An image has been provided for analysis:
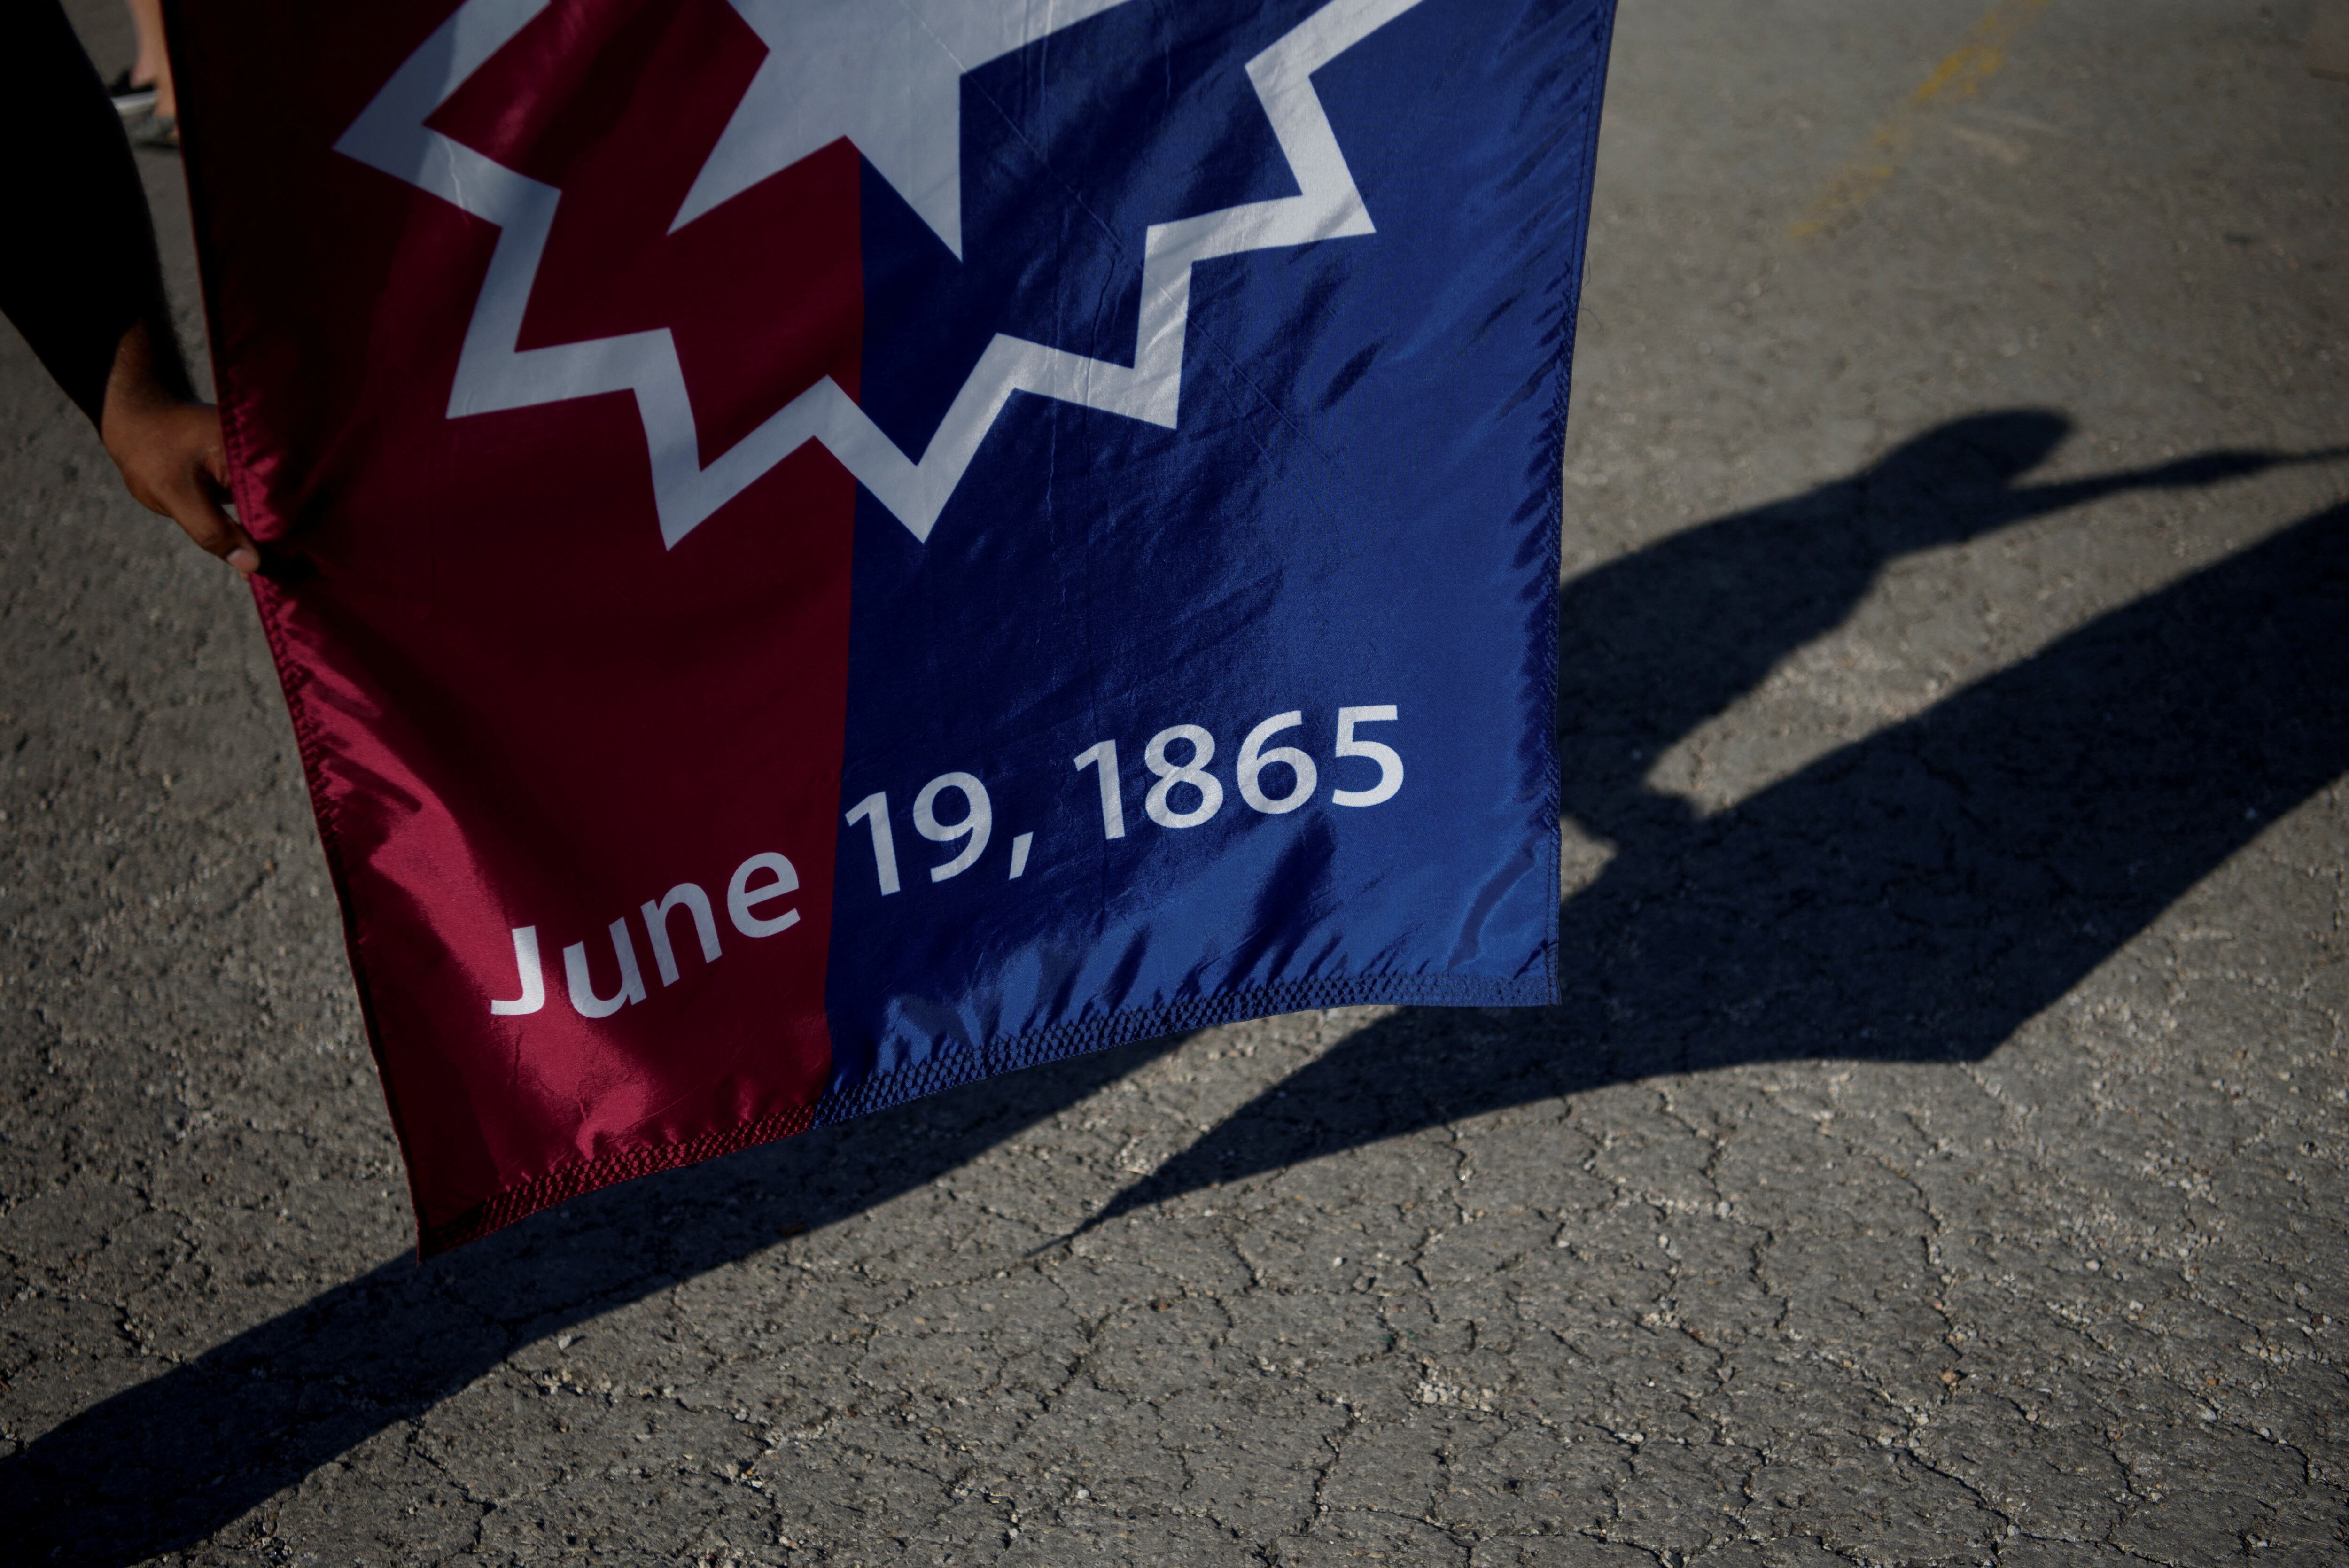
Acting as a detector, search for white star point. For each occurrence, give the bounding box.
[671,0,1138,256]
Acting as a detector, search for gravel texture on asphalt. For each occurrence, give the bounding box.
[4,1,2347,1564]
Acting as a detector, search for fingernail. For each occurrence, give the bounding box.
[229,546,261,574]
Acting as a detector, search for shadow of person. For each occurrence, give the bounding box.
[1559,410,2286,850]
[1084,412,2348,1226]
[6,412,2342,1562]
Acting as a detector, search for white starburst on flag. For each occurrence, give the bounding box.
[336,0,1425,547]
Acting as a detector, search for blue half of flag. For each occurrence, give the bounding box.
[820,0,1616,1112]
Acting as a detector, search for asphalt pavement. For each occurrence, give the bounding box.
[5,1,2348,1564]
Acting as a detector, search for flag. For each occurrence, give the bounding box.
[175,0,1617,1251]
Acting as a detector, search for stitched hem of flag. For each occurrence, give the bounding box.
[812,970,1556,1126]
[246,581,447,1250]
[418,1099,819,1257]
[412,970,1548,1255]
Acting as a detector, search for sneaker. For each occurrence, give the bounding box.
[128,109,179,151]
[106,69,159,117]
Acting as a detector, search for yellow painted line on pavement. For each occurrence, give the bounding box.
[1789,0,2053,241]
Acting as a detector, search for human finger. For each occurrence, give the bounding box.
[112,400,261,574]
[157,466,260,574]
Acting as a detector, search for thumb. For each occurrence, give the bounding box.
[160,467,262,576]
[130,402,262,576]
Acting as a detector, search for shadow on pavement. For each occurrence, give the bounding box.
[3,1028,1192,1561]
[1090,414,2349,1224]
[8,411,2346,1560]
